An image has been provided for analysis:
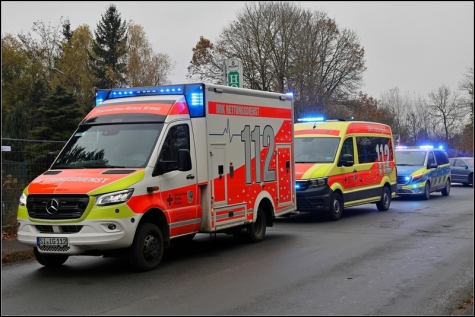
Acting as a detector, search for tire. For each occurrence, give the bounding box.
[376,186,391,211]
[127,223,164,272]
[171,233,196,244]
[422,182,431,200]
[328,192,343,221]
[247,207,266,243]
[468,173,473,186]
[33,247,69,267]
[441,179,450,196]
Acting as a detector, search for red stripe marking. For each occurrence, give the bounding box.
[208,102,291,119]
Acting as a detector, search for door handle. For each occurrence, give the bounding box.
[186,174,195,180]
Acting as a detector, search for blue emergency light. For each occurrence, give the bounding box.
[297,117,325,122]
[95,84,205,117]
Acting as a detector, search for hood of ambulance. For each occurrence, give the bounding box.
[296,163,332,180]
[26,169,145,195]
[396,166,426,177]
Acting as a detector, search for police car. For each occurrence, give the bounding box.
[395,145,451,200]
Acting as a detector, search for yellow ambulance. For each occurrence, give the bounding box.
[294,117,397,220]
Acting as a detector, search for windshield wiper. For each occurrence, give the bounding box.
[396,164,413,166]
[51,165,85,169]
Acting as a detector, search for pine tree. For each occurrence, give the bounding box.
[89,4,128,89]
[26,85,84,180]
[29,85,83,141]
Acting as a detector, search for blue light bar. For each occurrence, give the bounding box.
[94,84,206,118]
[184,84,205,117]
[396,146,408,149]
[95,84,185,106]
[297,117,325,122]
[438,145,444,149]
[419,145,433,149]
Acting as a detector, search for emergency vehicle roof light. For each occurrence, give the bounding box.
[438,145,444,149]
[184,84,205,117]
[396,146,408,149]
[95,84,185,106]
[297,117,325,122]
[419,145,433,149]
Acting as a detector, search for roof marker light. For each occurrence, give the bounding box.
[419,145,434,149]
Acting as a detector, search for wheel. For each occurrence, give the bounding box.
[127,223,164,272]
[376,186,391,211]
[247,207,266,242]
[422,182,431,200]
[171,233,196,244]
[441,179,450,196]
[33,247,69,267]
[466,173,473,186]
[328,192,343,221]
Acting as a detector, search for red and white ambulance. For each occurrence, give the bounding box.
[17,83,295,271]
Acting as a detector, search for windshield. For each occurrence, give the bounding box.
[294,137,340,163]
[52,123,163,169]
[466,159,474,167]
[395,151,427,166]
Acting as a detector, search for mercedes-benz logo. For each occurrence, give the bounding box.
[46,199,60,214]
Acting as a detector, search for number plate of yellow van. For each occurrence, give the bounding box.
[37,237,68,247]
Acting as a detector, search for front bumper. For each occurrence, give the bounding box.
[396,181,427,195]
[296,185,332,212]
[17,217,140,255]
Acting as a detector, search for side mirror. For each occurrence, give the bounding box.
[178,149,192,171]
[428,162,438,169]
[339,153,354,167]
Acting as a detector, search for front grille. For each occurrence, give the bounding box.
[295,180,309,191]
[27,195,89,219]
[37,245,70,252]
[35,225,83,233]
[397,176,409,185]
[36,225,54,233]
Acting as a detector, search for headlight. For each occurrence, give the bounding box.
[95,189,134,206]
[411,173,424,182]
[308,177,328,188]
[19,193,26,206]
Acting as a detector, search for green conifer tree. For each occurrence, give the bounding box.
[89,4,128,89]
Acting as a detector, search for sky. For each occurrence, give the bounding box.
[1,1,474,99]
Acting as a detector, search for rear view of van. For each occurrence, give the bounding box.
[294,117,397,220]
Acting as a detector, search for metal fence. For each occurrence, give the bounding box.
[1,138,66,229]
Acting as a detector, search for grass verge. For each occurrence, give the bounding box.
[2,248,35,264]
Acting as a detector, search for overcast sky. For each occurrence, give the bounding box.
[2,1,474,99]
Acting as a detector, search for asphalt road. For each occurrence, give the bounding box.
[1,184,473,315]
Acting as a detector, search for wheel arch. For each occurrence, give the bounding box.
[253,191,274,227]
[139,208,170,247]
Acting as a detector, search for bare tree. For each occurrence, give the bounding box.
[126,21,175,86]
[459,64,474,125]
[186,36,225,84]
[428,84,465,143]
[186,1,366,119]
[379,88,411,141]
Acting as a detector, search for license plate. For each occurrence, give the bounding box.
[37,237,68,247]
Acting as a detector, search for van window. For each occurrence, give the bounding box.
[434,150,449,165]
[159,124,190,171]
[427,151,436,166]
[294,137,340,163]
[340,137,354,159]
[356,137,393,164]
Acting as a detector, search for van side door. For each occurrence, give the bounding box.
[156,122,200,236]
